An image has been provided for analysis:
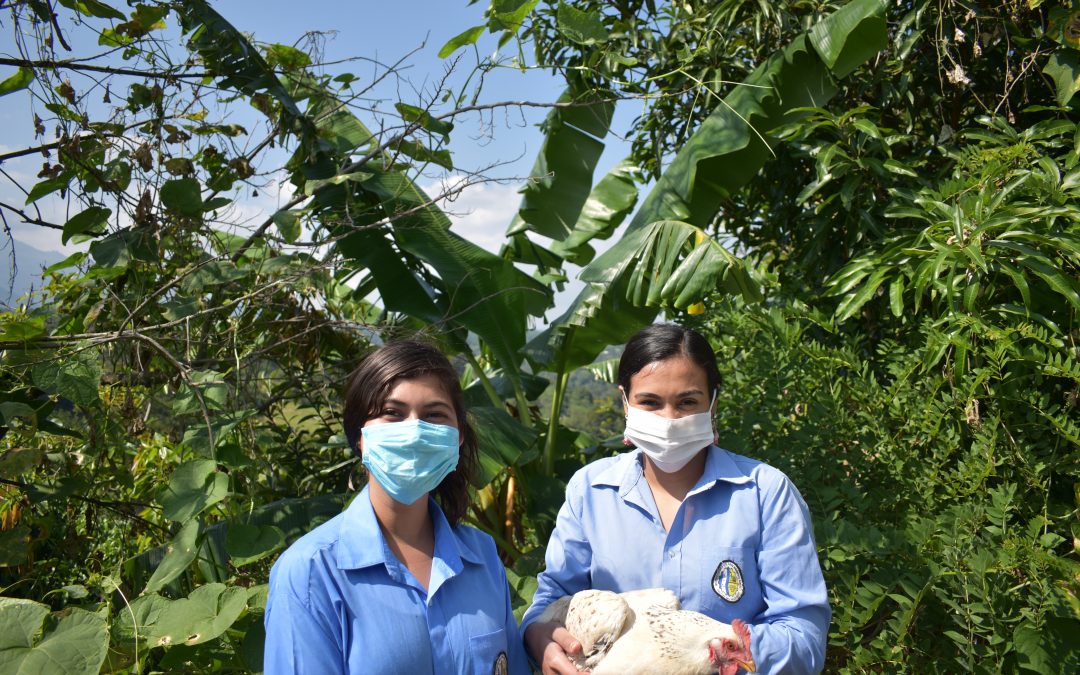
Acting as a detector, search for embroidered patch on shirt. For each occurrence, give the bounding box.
[493,651,508,675]
[712,560,744,602]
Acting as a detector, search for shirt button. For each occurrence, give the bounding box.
[668,549,677,559]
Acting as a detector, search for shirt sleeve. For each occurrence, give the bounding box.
[264,555,345,675]
[519,471,593,632]
[749,470,831,674]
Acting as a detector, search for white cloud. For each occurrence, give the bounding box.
[420,175,522,253]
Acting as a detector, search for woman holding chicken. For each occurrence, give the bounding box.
[522,324,829,674]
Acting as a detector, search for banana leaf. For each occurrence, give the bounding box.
[530,0,888,372]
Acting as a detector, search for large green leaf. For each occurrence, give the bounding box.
[528,0,886,371]
[438,25,485,58]
[525,282,656,372]
[140,584,249,648]
[160,178,203,216]
[225,523,285,567]
[158,460,229,522]
[271,209,301,244]
[0,67,33,97]
[111,593,171,649]
[506,81,615,252]
[551,159,639,260]
[1043,50,1080,107]
[143,519,201,593]
[0,598,108,675]
[0,447,43,479]
[470,405,539,487]
[61,207,111,244]
[626,0,886,234]
[808,0,887,78]
[30,345,102,406]
[577,220,753,306]
[508,156,640,268]
[55,0,125,20]
[336,229,444,323]
[25,175,71,205]
[488,0,540,34]
[556,2,610,46]
[358,169,552,374]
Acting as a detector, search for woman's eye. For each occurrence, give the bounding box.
[680,399,700,408]
[380,409,402,418]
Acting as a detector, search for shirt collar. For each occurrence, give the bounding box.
[591,446,752,498]
[334,485,485,571]
[689,444,753,495]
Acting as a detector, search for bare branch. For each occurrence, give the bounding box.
[0,200,63,230]
[0,56,213,79]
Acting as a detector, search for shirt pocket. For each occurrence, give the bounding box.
[697,545,762,621]
[467,628,511,675]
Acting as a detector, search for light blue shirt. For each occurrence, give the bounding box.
[521,446,830,674]
[265,485,529,675]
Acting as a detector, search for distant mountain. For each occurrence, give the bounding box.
[1,240,64,306]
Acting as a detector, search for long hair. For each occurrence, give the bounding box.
[342,340,477,525]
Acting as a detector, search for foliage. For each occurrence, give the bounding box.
[692,292,1079,673]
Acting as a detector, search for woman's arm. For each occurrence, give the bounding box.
[520,472,593,674]
[263,557,344,675]
[748,470,831,674]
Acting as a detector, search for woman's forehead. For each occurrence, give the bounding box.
[384,373,454,400]
[630,356,708,391]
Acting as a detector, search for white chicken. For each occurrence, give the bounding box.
[536,588,756,675]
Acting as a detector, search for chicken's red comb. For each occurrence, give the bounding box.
[731,618,751,646]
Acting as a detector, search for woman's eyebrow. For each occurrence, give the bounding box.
[381,398,453,410]
[632,388,705,399]
[676,389,706,397]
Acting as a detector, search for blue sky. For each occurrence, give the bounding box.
[0,1,634,309]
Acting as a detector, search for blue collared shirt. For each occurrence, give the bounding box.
[265,485,529,675]
[521,446,830,674]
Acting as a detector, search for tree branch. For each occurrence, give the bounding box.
[0,201,63,230]
[0,477,167,533]
[0,56,212,80]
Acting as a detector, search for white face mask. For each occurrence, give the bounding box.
[622,392,716,473]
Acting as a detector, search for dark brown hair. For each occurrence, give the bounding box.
[343,340,477,525]
[617,323,720,396]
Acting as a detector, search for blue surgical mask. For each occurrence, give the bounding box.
[360,419,460,505]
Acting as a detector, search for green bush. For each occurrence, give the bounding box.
[694,295,1079,673]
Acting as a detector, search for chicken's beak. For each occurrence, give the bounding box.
[738,658,757,673]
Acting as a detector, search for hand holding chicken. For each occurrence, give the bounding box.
[537,588,756,675]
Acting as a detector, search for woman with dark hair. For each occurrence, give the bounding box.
[265,340,529,674]
[521,324,829,674]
